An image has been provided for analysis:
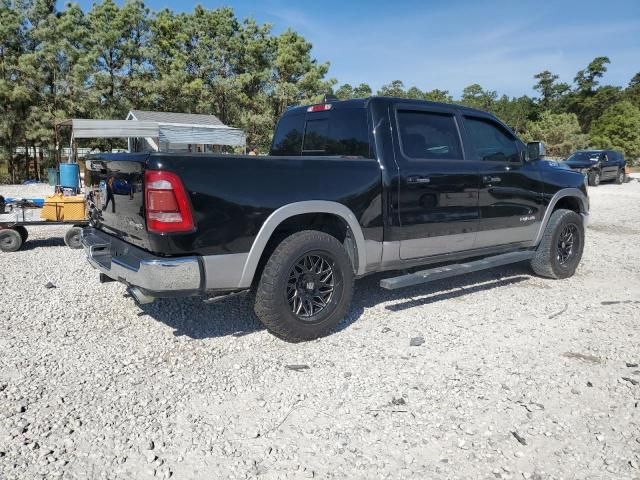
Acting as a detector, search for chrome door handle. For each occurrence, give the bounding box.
[483,175,502,184]
[407,176,431,184]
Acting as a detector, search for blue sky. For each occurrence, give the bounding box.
[78,0,640,98]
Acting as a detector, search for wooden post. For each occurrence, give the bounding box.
[7,140,14,183]
[24,139,29,179]
[54,123,60,165]
[31,146,37,181]
[37,146,43,181]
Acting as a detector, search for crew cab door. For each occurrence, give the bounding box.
[392,106,480,260]
[600,151,618,180]
[459,115,544,248]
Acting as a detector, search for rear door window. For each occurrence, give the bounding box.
[271,113,305,156]
[302,119,330,152]
[271,108,370,158]
[397,110,463,160]
[302,108,370,158]
[463,116,520,163]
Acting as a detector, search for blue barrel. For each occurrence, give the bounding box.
[47,168,59,186]
[59,163,80,189]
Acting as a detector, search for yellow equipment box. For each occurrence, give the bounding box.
[41,194,86,221]
[63,195,87,221]
[41,194,64,221]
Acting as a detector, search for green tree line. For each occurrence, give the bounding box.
[0,0,335,181]
[1,1,639,182]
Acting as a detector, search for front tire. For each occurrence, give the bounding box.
[531,209,584,279]
[588,171,601,187]
[254,230,354,342]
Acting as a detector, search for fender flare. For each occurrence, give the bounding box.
[531,188,589,246]
[237,201,367,288]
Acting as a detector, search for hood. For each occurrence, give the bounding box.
[563,159,597,169]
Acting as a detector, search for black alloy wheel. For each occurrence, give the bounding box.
[253,230,354,342]
[556,223,579,265]
[286,253,336,319]
[530,209,584,279]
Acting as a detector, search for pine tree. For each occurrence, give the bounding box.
[0,0,28,181]
[590,101,640,161]
[273,29,333,115]
[88,0,131,119]
[460,84,497,111]
[524,111,588,158]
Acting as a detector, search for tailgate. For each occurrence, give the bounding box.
[85,153,152,250]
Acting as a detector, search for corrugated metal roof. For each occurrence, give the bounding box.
[130,110,225,127]
[70,119,159,138]
[159,125,246,147]
[60,114,246,148]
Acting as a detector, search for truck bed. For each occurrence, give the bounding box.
[84,152,383,257]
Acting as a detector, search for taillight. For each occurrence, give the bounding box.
[307,104,332,112]
[144,170,194,233]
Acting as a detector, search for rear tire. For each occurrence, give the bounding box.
[588,171,601,187]
[531,209,584,279]
[0,229,23,252]
[64,227,83,249]
[615,168,625,185]
[253,230,354,342]
[14,226,28,243]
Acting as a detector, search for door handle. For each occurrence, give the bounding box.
[407,175,431,185]
[483,175,502,184]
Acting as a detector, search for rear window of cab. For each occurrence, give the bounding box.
[270,108,371,158]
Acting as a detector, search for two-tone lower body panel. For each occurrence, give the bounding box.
[81,228,247,298]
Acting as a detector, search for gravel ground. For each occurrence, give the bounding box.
[1,181,639,480]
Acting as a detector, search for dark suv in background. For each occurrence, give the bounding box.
[564,150,626,186]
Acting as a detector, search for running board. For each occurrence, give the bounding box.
[380,251,535,290]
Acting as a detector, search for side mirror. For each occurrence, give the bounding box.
[526,141,545,161]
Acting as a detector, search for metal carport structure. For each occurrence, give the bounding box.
[57,112,246,161]
[127,110,246,152]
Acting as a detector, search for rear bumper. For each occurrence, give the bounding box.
[81,227,203,296]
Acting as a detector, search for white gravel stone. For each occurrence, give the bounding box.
[1,182,640,479]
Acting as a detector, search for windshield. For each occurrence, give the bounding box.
[566,152,601,162]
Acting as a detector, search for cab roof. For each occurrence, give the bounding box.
[282,96,496,118]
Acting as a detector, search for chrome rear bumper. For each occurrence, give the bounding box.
[81,227,202,295]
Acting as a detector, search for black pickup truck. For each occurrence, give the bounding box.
[82,97,589,341]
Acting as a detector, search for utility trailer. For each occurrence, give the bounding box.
[0,197,88,252]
